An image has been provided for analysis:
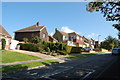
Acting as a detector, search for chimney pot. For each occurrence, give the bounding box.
[36,22,40,26]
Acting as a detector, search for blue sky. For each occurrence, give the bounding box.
[2,2,118,41]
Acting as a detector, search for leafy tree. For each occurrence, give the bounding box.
[86,1,120,31]
[32,36,41,44]
[101,36,120,50]
[23,38,28,43]
[1,38,6,50]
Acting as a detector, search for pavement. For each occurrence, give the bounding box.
[2,53,118,80]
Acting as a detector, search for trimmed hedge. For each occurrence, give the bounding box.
[66,46,82,53]
[19,43,44,52]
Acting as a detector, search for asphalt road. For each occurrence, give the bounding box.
[2,54,120,80]
[95,55,120,80]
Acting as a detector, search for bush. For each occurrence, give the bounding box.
[32,36,41,44]
[45,47,50,52]
[23,38,28,43]
[71,47,82,53]
[1,38,6,50]
[93,48,101,52]
[65,46,72,53]
[20,43,44,52]
[58,50,69,55]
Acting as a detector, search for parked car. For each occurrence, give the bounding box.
[112,48,120,55]
[83,47,93,52]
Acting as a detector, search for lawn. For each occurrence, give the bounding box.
[1,50,41,63]
[66,54,96,59]
[2,60,59,72]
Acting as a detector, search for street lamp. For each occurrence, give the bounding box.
[98,35,101,44]
[98,35,101,49]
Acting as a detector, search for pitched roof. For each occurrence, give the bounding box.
[15,24,45,32]
[68,32,82,37]
[56,29,68,36]
[0,25,12,37]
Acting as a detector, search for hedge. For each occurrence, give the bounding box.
[66,46,82,53]
[19,42,82,55]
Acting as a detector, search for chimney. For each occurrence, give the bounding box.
[55,28,58,31]
[36,22,40,26]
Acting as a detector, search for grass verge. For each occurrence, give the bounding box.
[66,54,96,59]
[1,50,41,63]
[2,60,59,73]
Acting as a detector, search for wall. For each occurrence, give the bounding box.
[15,31,40,41]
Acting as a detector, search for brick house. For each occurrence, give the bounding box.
[0,25,12,50]
[68,32,84,47]
[48,35,58,43]
[14,22,49,42]
[53,28,68,42]
[53,28,84,47]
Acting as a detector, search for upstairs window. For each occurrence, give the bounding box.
[42,33,46,38]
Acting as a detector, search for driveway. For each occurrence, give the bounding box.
[2,53,118,80]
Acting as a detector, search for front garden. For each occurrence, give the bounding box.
[19,36,83,56]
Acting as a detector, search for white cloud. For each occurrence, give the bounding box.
[61,26,74,33]
[50,32,54,36]
[87,33,99,38]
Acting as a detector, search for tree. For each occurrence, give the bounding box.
[32,36,41,44]
[101,36,120,50]
[1,38,6,50]
[23,38,28,43]
[86,1,120,31]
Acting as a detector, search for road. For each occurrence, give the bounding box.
[2,54,120,80]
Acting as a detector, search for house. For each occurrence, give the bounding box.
[68,32,84,47]
[14,22,49,42]
[53,28,84,47]
[0,25,12,50]
[48,35,58,43]
[53,28,68,42]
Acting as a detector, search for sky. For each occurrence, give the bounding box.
[2,2,119,41]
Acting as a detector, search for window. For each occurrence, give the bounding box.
[32,33,34,37]
[42,33,46,38]
[73,36,76,39]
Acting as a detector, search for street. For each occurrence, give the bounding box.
[2,54,120,80]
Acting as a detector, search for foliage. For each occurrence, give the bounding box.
[93,48,101,52]
[71,47,82,53]
[45,47,50,52]
[23,38,28,43]
[1,38,6,50]
[32,36,41,44]
[100,36,120,50]
[57,50,69,55]
[2,50,41,63]
[86,1,120,30]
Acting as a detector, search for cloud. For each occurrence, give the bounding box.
[50,32,54,36]
[87,33,99,38]
[61,26,74,33]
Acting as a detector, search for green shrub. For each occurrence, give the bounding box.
[45,47,50,52]
[32,36,41,44]
[71,47,82,53]
[65,46,72,53]
[57,50,69,55]
[93,48,101,52]
[23,38,28,43]
[1,38,6,50]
